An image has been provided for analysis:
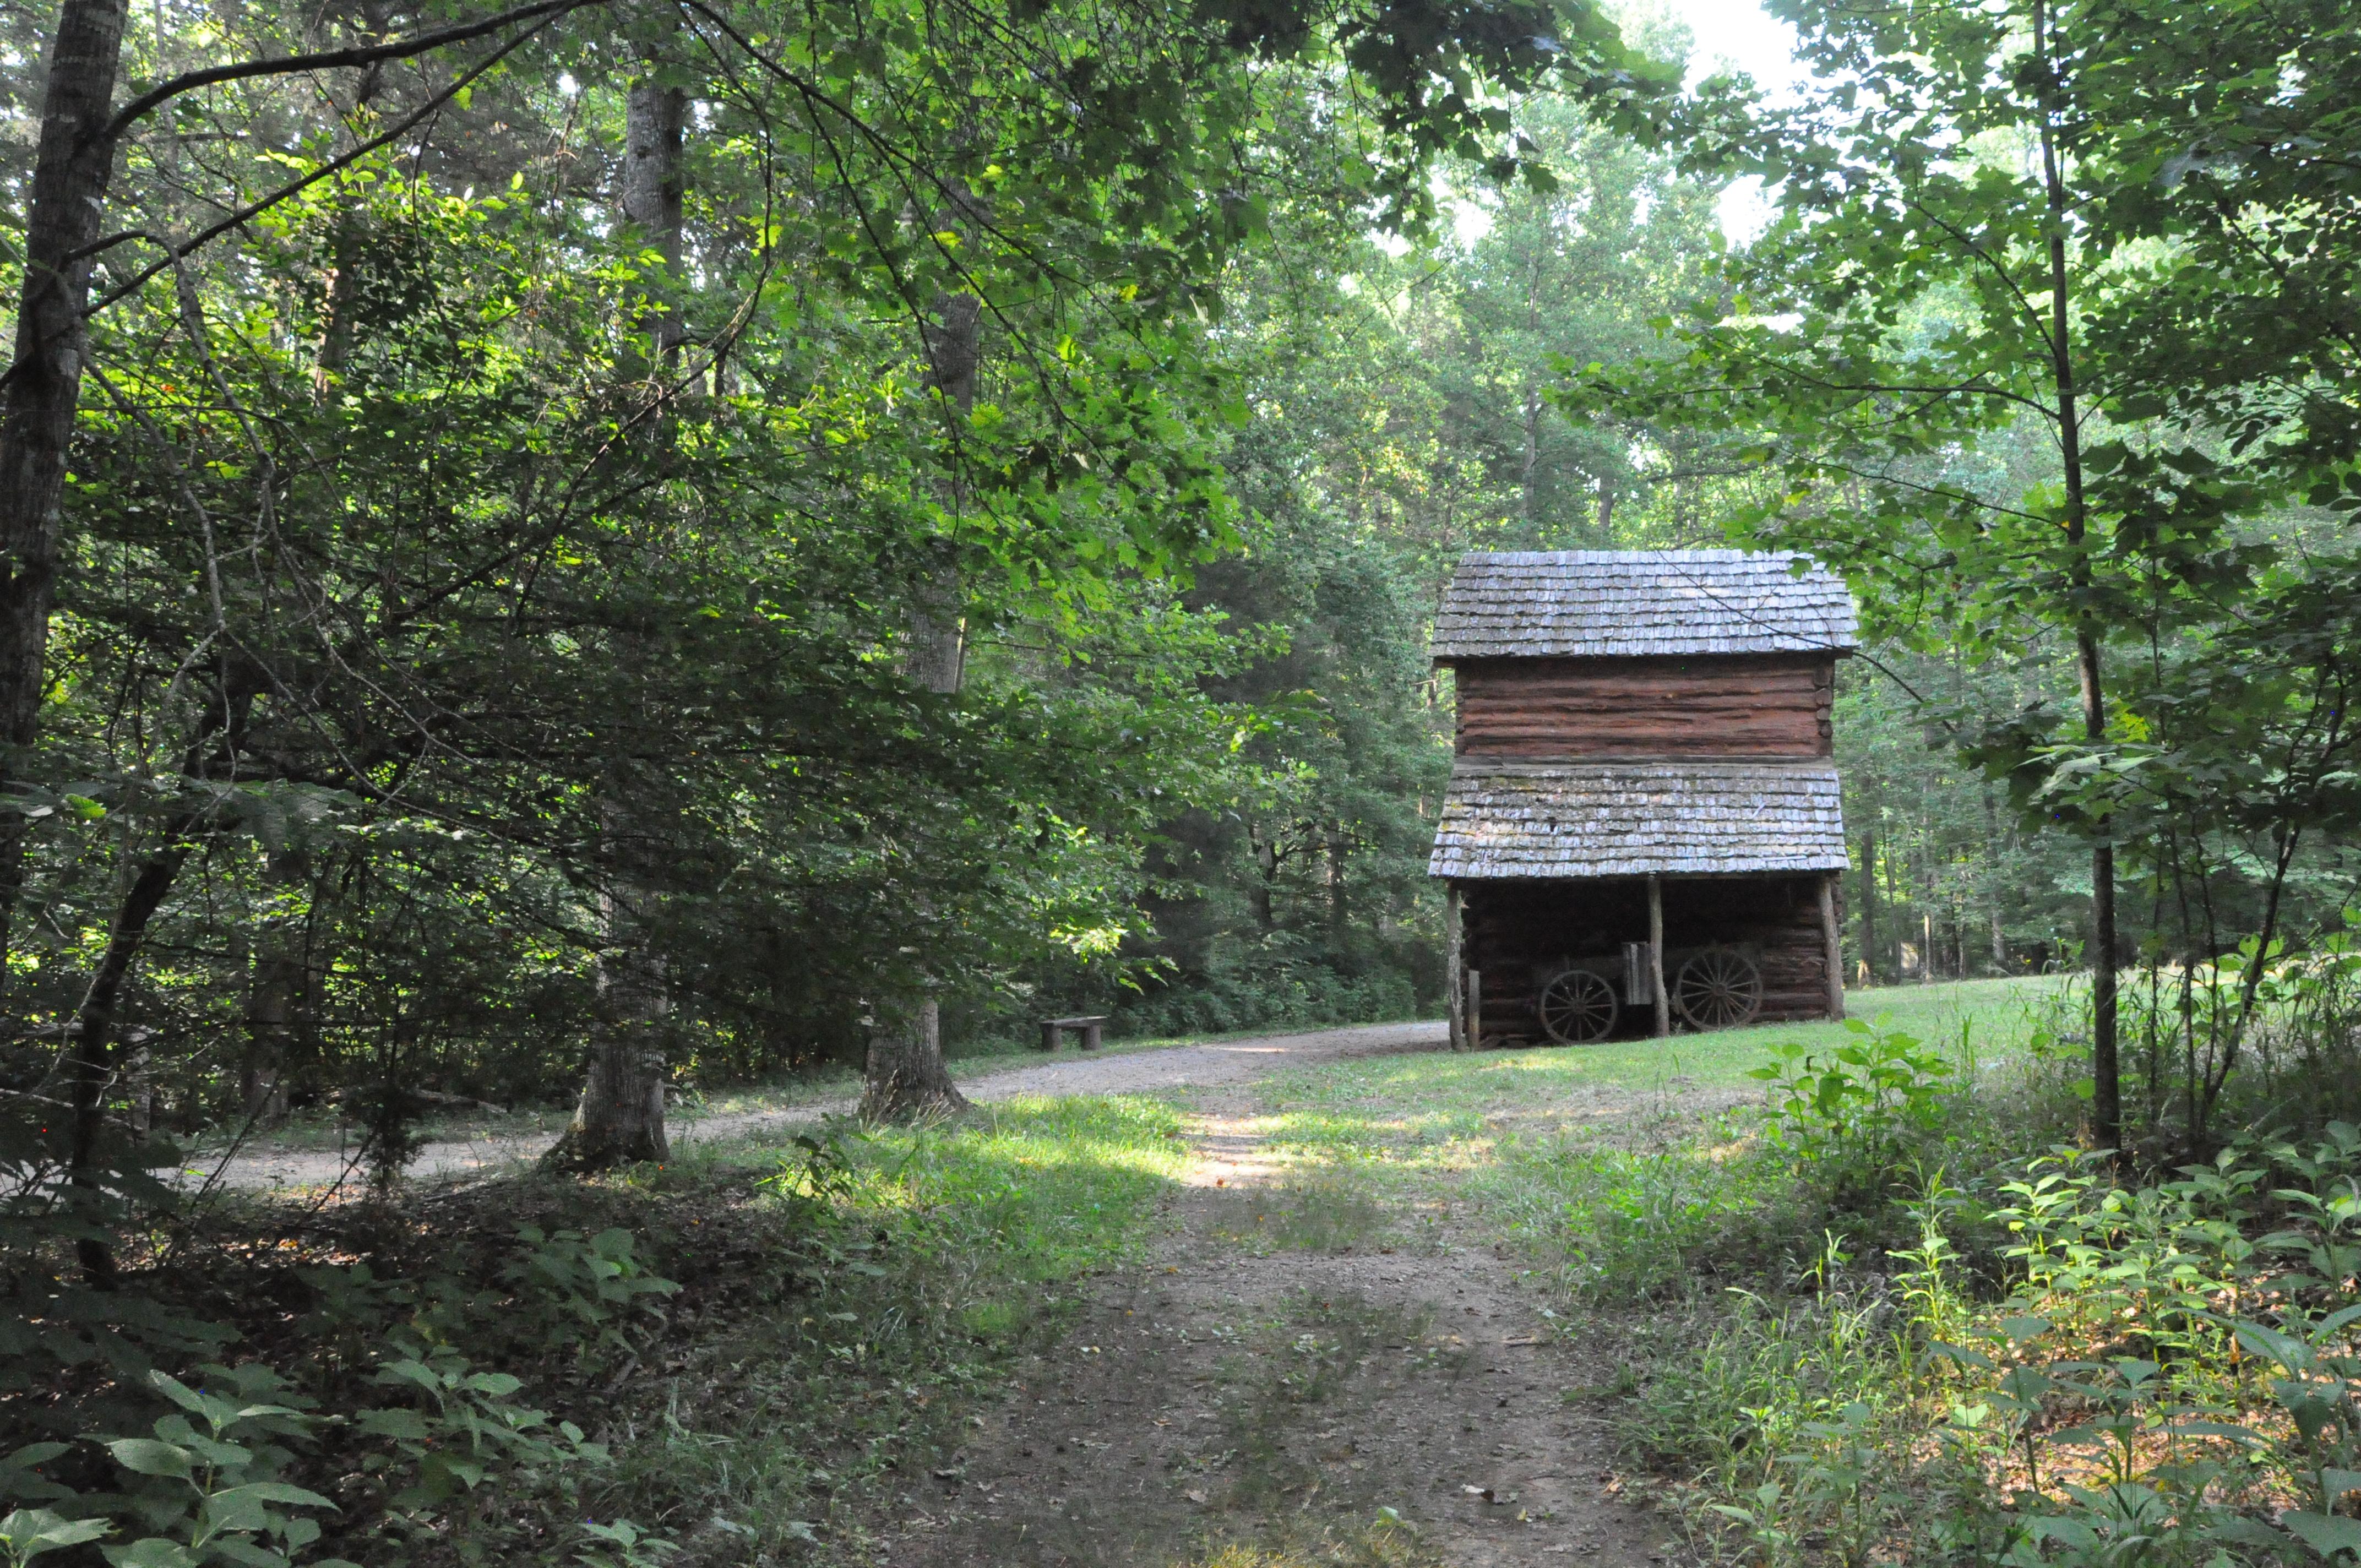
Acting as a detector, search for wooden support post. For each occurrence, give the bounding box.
[1080,1019,1102,1050]
[1040,1021,1060,1053]
[1648,874,1669,1039]
[1445,883,1465,1052]
[1466,968,1483,1050]
[1819,872,1846,1020]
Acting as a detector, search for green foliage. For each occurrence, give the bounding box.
[90,1367,342,1568]
[502,1228,682,1363]
[1619,1063,2361,1565]
[1750,1019,1956,1203]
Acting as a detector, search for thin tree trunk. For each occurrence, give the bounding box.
[239,851,309,1123]
[1858,829,1880,983]
[2034,0,2119,1154]
[309,41,387,399]
[548,48,686,1169]
[1981,788,2010,970]
[0,0,134,989]
[1326,825,1347,946]
[1519,386,1541,533]
[859,288,981,1122]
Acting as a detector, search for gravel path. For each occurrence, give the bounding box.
[203,1020,1448,1192]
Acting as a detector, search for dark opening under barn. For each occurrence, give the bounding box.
[1429,549,1860,1047]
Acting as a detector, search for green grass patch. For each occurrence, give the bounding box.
[564,1095,1192,1562]
[1205,978,2059,1216]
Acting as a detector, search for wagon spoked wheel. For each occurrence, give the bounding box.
[1673,946,1761,1031]
[1537,968,1620,1045]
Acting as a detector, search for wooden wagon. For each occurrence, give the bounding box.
[1429,550,1859,1047]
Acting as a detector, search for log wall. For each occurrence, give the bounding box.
[1452,654,1835,759]
[1461,873,1836,1044]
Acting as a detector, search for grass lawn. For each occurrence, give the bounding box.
[1226,974,2064,1177]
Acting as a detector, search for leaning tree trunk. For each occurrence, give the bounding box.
[859,291,981,1123]
[545,53,686,1170]
[68,821,195,1284]
[0,0,134,992]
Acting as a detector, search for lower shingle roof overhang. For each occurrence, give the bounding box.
[1429,760,1848,880]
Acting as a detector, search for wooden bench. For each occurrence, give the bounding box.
[1039,1015,1110,1052]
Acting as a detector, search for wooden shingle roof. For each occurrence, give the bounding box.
[1429,761,1847,880]
[1430,549,1859,661]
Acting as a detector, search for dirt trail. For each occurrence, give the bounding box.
[202,1021,1446,1191]
[879,1077,1670,1568]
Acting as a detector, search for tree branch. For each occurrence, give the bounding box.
[95,0,606,148]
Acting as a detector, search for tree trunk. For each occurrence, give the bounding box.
[0,0,134,989]
[546,882,671,1170]
[309,44,388,400]
[1981,787,2009,971]
[620,68,687,372]
[69,827,193,1285]
[240,850,312,1122]
[547,50,687,1169]
[1249,827,1277,933]
[2034,0,2119,1154]
[1325,824,1347,946]
[1858,829,1880,983]
[859,287,980,1123]
[1519,386,1541,532]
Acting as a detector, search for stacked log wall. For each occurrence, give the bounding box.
[1452,654,1834,760]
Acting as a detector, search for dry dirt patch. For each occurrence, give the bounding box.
[878,1081,1671,1568]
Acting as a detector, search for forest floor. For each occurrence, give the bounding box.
[196,1020,1447,1190]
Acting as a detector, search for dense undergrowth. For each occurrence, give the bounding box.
[0,1097,1182,1567]
[1517,966,2361,1568]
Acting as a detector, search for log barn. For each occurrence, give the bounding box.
[1430,550,1859,1047]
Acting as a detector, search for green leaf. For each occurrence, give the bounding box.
[2000,1315,2053,1344]
[0,1510,111,1558]
[2282,1511,2361,1559]
[104,1439,192,1479]
[2235,1320,2312,1373]
[101,1542,198,1568]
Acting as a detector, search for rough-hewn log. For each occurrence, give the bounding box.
[1454,655,1834,760]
